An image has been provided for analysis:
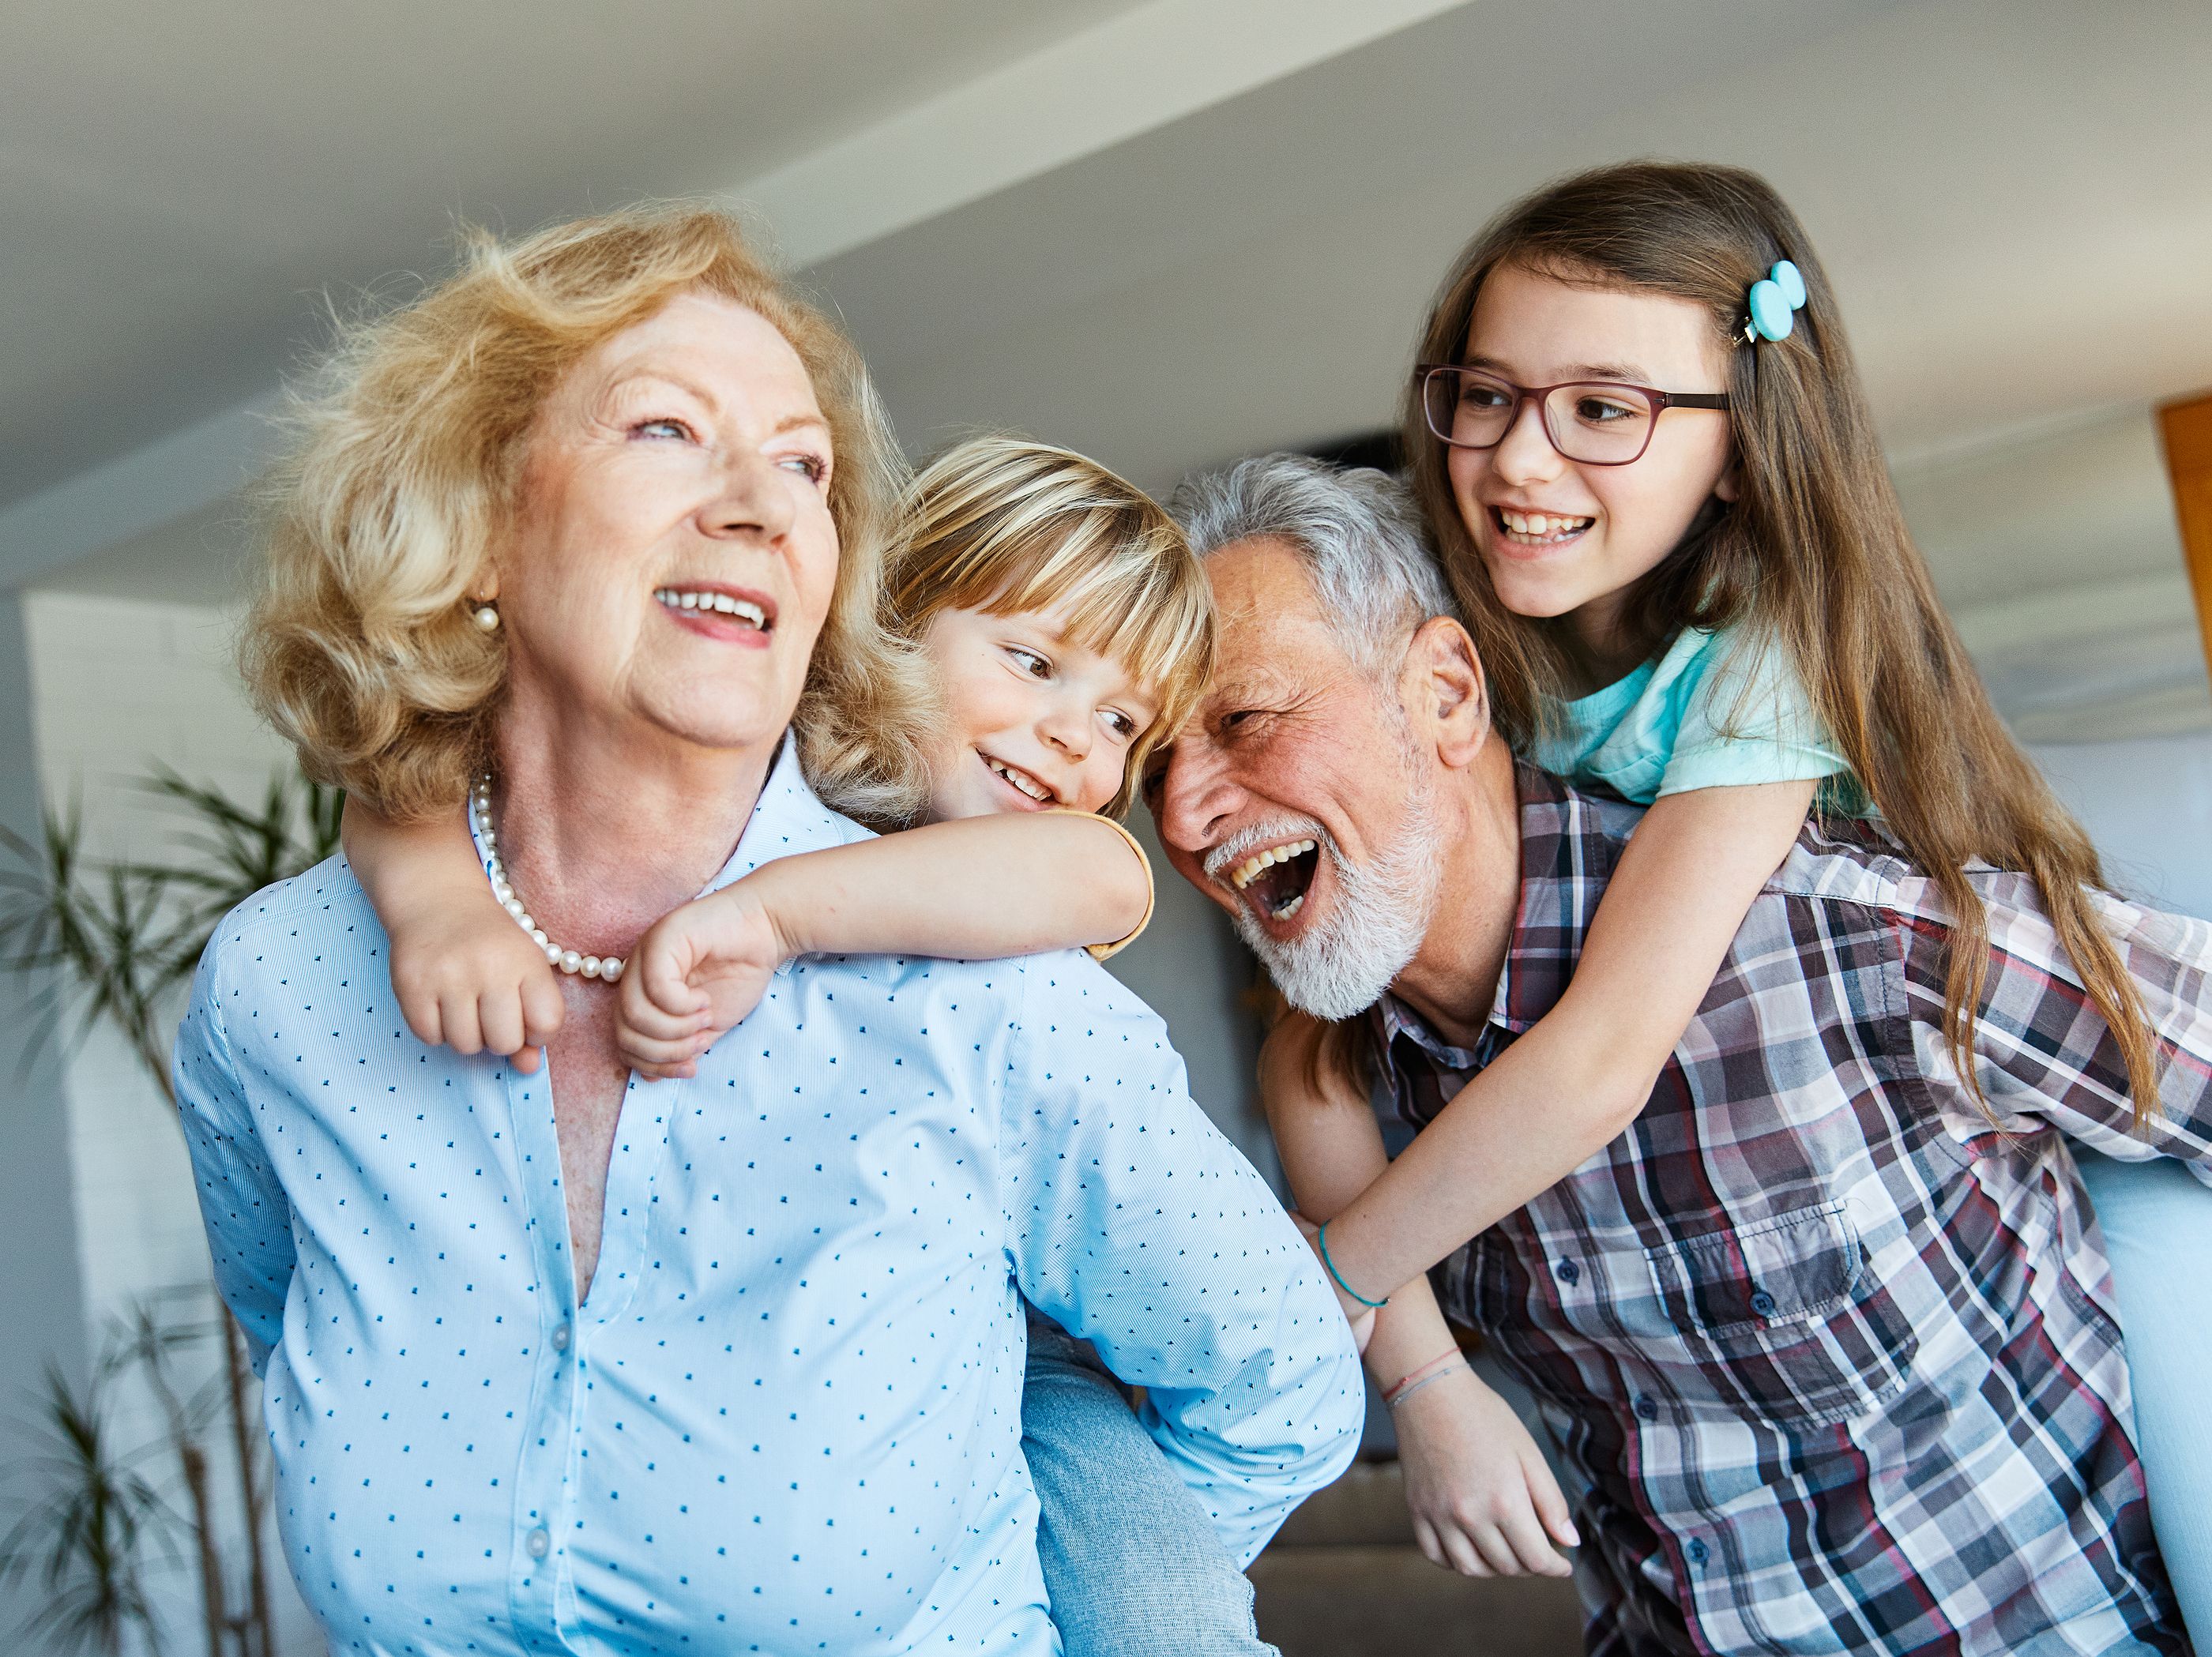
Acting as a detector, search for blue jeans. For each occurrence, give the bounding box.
[2077,1150,2212,1646]
[1022,1309,1278,1657]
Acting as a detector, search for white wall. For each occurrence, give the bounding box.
[1896,402,2210,744]
[2032,735,2212,923]
[22,592,292,1324]
[20,589,319,1656]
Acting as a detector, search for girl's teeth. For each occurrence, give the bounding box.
[1499,510,1591,542]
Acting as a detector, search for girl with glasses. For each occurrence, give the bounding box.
[1266,160,2203,1631]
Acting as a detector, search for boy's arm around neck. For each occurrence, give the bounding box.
[746,810,1152,963]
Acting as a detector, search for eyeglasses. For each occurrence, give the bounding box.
[1415,365,1729,467]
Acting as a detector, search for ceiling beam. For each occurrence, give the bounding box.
[2,0,1468,593]
[742,0,1473,269]
[0,393,282,593]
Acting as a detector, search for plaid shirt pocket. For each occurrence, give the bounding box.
[1641,1201,1919,1429]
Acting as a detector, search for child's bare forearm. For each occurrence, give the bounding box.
[1263,1032,1468,1387]
[738,813,1150,963]
[1319,780,1818,1304]
[341,795,491,919]
[1262,1017,1390,1224]
[1362,1275,1465,1395]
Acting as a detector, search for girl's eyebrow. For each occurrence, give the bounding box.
[1460,351,1654,384]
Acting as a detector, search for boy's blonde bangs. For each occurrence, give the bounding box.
[890,436,1215,817]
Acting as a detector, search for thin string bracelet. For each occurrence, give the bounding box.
[1316,1221,1389,1309]
[1384,1362,1469,1412]
[1381,1346,1467,1408]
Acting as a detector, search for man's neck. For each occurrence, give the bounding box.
[492,694,777,964]
[1386,738,1522,1050]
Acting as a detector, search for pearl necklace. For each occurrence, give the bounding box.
[469,773,625,983]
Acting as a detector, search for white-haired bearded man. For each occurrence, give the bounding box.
[1149,452,2212,1657]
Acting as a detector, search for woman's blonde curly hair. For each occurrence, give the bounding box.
[244,202,934,828]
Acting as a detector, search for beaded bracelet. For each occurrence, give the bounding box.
[1316,1221,1389,1309]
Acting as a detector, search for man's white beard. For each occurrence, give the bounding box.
[1219,761,1445,1021]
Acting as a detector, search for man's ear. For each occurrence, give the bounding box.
[1399,616,1490,769]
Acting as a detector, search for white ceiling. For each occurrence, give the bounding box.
[0,0,1146,509]
[12,0,2212,682]
[819,0,2212,489]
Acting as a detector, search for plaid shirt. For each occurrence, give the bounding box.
[1368,767,2212,1657]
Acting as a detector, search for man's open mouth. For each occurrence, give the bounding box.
[1227,838,1320,922]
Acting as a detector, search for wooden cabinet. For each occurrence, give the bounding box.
[2161,393,2212,686]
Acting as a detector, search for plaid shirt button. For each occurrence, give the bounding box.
[1634,1394,1658,1422]
[1749,1290,1777,1317]
[1685,1538,1710,1567]
[1555,1258,1580,1284]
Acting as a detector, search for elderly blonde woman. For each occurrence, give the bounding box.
[174,207,1360,1655]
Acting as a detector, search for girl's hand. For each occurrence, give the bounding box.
[1391,1364,1579,1578]
[1288,1211,1377,1352]
[387,896,565,1076]
[615,888,792,1080]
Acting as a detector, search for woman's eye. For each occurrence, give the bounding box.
[781,453,829,483]
[634,417,694,441]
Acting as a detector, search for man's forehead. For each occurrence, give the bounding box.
[1198,537,1344,703]
[1205,536,1324,620]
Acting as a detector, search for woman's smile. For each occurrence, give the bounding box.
[651,581,777,648]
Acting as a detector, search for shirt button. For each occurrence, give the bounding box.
[1555,1259,1581,1285]
[1634,1393,1659,1422]
[1749,1291,1778,1318]
[525,1527,551,1561]
[1685,1538,1710,1566]
[551,1322,572,1353]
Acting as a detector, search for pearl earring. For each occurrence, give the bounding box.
[472,603,500,633]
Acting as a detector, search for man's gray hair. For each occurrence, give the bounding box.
[1168,452,1456,674]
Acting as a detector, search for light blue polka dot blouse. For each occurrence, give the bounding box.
[173,741,1363,1655]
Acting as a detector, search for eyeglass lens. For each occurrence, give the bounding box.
[1424,369,1657,464]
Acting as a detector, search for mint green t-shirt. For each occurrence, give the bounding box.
[1532,624,1853,808]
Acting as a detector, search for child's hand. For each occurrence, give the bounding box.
[387,893,564,1075]
[1391,1364,1579,1578]
[616,887,791,1080]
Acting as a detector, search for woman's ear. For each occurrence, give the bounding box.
[470,568,502,605]
[1400,616,1491,769]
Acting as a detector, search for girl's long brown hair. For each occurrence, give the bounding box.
[1405,160,2160,1123]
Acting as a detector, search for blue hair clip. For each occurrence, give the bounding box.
[1744,259,1807,343]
